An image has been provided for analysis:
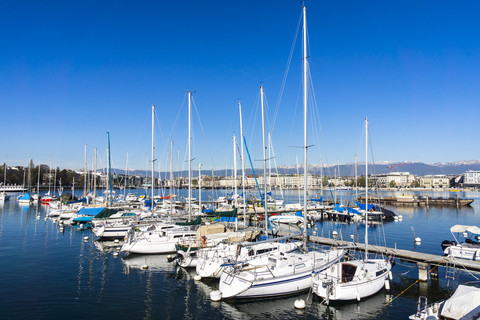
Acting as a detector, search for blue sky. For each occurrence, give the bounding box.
[1,0,479,172]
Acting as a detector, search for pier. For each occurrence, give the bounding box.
[277,231,480,281]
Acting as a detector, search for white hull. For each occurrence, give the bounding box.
[444,245,480,261]
[122,230,196,254]
[218,249,345,299]
[312,259,391,303]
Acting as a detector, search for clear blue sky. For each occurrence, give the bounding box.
[1,0,479,172]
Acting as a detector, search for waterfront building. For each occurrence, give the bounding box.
[373,172,415,188]
[419,175,450,189]
[463,171,480,187]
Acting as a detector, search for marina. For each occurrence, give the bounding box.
[2,188,480,319]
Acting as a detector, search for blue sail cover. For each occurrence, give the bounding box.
[310,196,324,202]
[19,193,31,200]
[334,204,344,212]
[356,201,375,211]
[346,207,361,215]
[76,207,105,216]
[73,216,93,222]
[295,211,303,217]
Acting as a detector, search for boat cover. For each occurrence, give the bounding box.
[93,208,121,219]
[176,216,202,226]
[356,201,375,211]
[76,207,105,217]
[73,216,93,222]
[450,225,480,234]
[19,193,31,200]
[441,285,480,319]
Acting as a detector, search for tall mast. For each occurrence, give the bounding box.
[124,152,128,199]
[48,156,51,195]
[37,163,40,196]
[238,101,247,226]
[94,148,97,205]
[53,164,57,197]
[107,132,112,206]
[3,156,6,187]
[261,85,268,236]
[365,116,369,261]
[233,134,238,231]
[188,91,192,219]
[84,144,87,196]
[302,4,308,239]
[151,104,155,212]
[199,163,202,214]
[170,140,174,215]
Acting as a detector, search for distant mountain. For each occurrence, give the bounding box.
[104,160,480,177]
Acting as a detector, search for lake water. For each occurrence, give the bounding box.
[1,188,480,319]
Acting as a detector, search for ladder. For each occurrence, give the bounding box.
[445,261,456,280]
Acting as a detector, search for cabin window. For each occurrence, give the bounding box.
[295,263,306,269]
[341,264,357,283]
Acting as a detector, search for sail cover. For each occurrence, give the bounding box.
[441,285,480,319]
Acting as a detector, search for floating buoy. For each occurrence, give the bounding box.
[388,271,393,280]
[294,299,306,309]
[350,234,355,241]
[59,227,64,232]
[142,265,148,270]
[394,216,399,221]
[167,255,172,260]
[114,239,119,243]
[210,290,222,302]
[385,279,390,290]
[415,237,421,244]
[194,275,202,281]
[356,291,361,301]
[36,215,40,220]
[332,231,338,238]
[116,247,121,251]
[398,215,403,220]
[80,224,84,229]
[113,252,119,257]
[83,236,89,241]
[44,217,48,221]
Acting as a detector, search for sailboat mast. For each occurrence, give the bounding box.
[233,135,238,231]
[48,156,51,195]
[151,104,155,212]
[107,132,112,206]
[188,91,192,219]
[355,154,358,200]
[199,163,202,213]
[261,85,268,236]
[84,144,87,196]
[125,152,128,199]
[94,148,97,205]
[302,4,308,238]
[170,140,173,215]
[365,116,369,261]
[238,101,247,226]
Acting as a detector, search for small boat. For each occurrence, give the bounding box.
[18,192,32,204]
[442,225,480,260]
[409,284,480,320]
[0,191,9,201]
[269,211,304,225]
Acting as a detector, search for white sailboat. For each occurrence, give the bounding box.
[311,117,392,304]
[0,158,10,201]
[214,5,345,300]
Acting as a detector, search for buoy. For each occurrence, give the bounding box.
[113,252,119,257]
[44,217,48,221]
[36,215,40,220]
[210,290,222,302]
[332,231,338,238]
[356,291,361,301]
[114,239,119,243]
[116,247,121,251]
[194,275,202,281]
[83,236,89,241]
[80,224,84,229]
[415,237,421,244]
[350,234,355,241]
[389,271,393,280]
[398,215,403,220]
[394,216,399,221]
[294,299,306,309]
[385,279,390,290]
[142,265,148,270]
[59,227,64,232]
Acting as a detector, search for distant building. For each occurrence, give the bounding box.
[374,172,415,188]
[419,175,450,189]
[463,170,480,187]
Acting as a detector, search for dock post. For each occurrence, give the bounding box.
[426,196,429,208]
[418,262,429,282]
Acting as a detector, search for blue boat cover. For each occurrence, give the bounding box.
[346,207,361,215]
[19,193,31,200]
[77,207,105,216]
[73,216,93,222]
[310,197,324,202]
[334,204,344,212]
[215,217,239,223]
[295,211,303,217]
[356,201,375,211]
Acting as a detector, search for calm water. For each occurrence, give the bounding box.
[1,189,480,319]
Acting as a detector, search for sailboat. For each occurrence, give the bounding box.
[214,5,345,300]
[18,159,32,205]
[0,158,10,201]
[311,117,392,304]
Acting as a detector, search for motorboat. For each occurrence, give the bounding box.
[442,225,480,260]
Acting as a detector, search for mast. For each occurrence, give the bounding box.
[238,101,247,226]
[107,132,112,206]
[94,148,97,205]
[199,163,202,214]
[188,91,192,219]
[170,140,173,215]
[3,156,6,187]
[124,152,128,199]
[365,116,369,261]
[302,4,308,240]
[355,154,358,200]
[48,156,51,195]
[53,164,57,197]
[37,163,40,196]
[261,85,268,236]
[151,104,155,212]
[233,135,238,231]
[84,144,87,196]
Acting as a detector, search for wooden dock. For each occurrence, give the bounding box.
[277,231,480,281]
